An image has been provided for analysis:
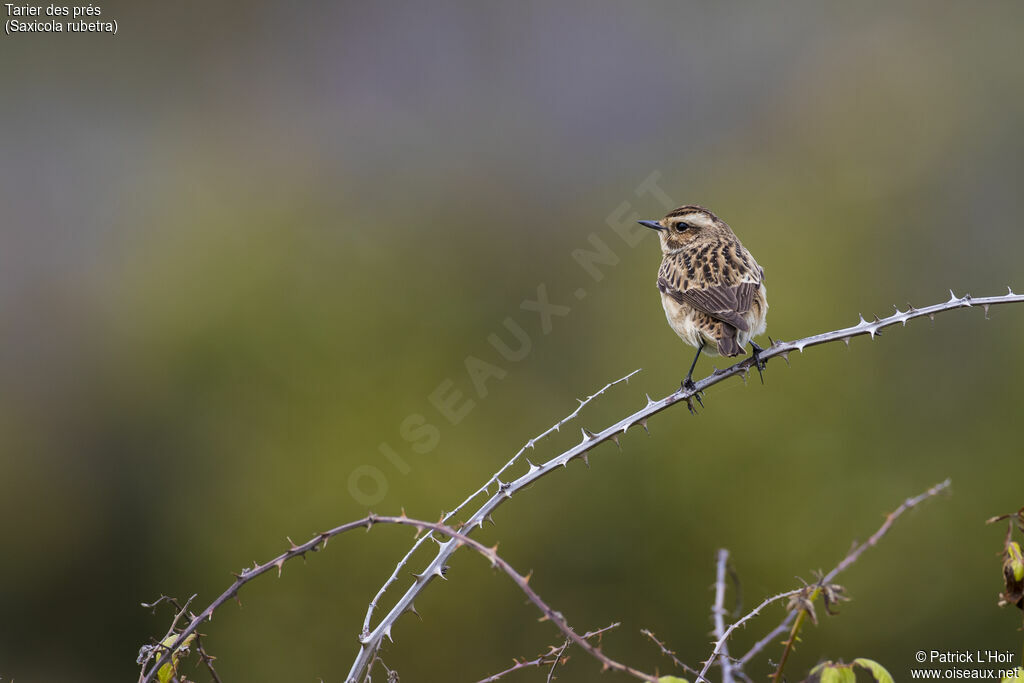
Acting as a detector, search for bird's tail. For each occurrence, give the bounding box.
[716,329,745,357]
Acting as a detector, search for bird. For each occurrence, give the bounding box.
[637,205,768,392]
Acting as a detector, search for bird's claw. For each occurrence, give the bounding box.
[681,378,704,411]
[750,343,767,384]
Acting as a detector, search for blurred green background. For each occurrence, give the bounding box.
[2,1,1023,681]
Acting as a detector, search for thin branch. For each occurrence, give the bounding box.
[347,289,1020,681]
[472,623,619,683]
[733,478,952,676]
[712,549,736,683]
[822,478,951,586]
[137,594,198,683]
[140,517,654,683]
[641,629,700,678]
[192,631,223,683]
[737,613,795,666]
[155,595,223,683]
[695,590,804,683]
[360,369,640,639]
[546,640,571,683]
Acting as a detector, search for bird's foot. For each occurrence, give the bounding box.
[750,342,767,384]
[680,378,704,410]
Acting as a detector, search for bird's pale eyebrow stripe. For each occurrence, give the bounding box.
[665,205,710,218]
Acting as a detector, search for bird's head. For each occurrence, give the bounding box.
[638,206,731,254]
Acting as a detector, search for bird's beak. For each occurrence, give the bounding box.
[637,220,665,232]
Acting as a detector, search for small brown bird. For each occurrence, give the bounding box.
[638,205,768,389]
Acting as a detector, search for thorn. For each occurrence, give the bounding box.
[275,558,285,577]
[287,536,299,551]
[907,301,916,312]
[383,624,393,643]
[485,514,495,526]
[857,314,868,326]
[645,393,656,407]
[526,439,536,449]
[983,303,990,319]
[928,313,935,322]
[781,351,791,365]
[581,428,596,441]
[609,434,621,450]
[872,314,881,323]
[949,289,958,303]
[639,419,649,434]
[582,453,590,467]
[407,603,421,620]
[523,570,533,584]
[842,337,850,347]
[796,342,807,353]
[526,459,539,474]
[1008,285,1015,295]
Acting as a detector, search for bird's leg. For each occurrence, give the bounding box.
[750,341,766,384]
[682,340,705,397]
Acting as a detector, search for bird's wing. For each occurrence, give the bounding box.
[659,277,757,333]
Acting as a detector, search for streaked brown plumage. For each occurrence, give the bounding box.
[638,205,768,387]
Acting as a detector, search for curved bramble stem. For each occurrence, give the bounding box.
[139,515,656,683]
[346,290,1018,682]
[360,369,640,639]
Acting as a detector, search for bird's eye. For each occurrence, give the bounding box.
[675,222,692,232]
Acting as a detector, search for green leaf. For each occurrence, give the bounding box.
[808,661,855,683]
[854,658,895,683]
[156,632,196,683]
[1008,542,1024,582]
[657,677,690,683]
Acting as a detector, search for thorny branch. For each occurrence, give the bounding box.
[345,289,1021,681]
[361,369,641,639]
[139,516,656,683]
[140,289,1018,682]
[472,623,620,683]
[715,478,952,683]
[712,549,737,683]
[641,629,700,679]
[140,595,223,683]
[768,478,951,683]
